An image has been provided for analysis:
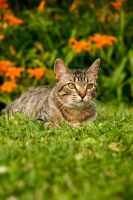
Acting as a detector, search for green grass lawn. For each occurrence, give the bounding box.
[0,106,133,200]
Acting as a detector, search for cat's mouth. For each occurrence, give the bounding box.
[78,101,86,106]
[70,100,89,108]
[68,97,91,108]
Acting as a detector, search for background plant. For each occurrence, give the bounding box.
[0,0,133,106]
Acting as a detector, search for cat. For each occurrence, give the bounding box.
[1,58,100,127]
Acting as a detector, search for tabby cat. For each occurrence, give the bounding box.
[1,58,100,127]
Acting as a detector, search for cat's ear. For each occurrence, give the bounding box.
[54,58,70,81]
[87,58,100,79]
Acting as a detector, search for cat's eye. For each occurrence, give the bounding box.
[87,83,93,89]
[68,83,76,89]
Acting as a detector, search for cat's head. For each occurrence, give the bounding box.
[54,58,100,108]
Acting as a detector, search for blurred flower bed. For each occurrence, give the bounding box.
[0,0,133,105]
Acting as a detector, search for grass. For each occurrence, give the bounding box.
[0,106,133,200]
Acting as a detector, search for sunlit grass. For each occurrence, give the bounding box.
[0,107,133,200]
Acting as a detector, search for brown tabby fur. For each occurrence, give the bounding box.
[1,58,100,127]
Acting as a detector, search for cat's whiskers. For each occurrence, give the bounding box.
[94,99,112,111]
[94,99,106,107]
[93,99,114,120]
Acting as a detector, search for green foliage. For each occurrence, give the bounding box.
[0,107,133,199]
[1,0,133,105]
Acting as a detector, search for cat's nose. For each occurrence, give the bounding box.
[79,93,86,99]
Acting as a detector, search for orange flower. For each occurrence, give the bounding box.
[4,14,24,25]
[54,14,60,19]
[0,0,9,9]
[89,34,117,49]
[5,67,24,80]
[110,0,125,11]
[37,0,46,11]
[69,3,77,12]
[0,35,5,40]
[69,38,91,53]
[0,60,14,76]
[0,81,17,93]
[27,67,46,80]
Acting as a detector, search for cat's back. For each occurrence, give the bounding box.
[1,85,53,115]
[27,85,53,97]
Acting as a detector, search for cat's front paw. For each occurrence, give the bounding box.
[44,121,61,128]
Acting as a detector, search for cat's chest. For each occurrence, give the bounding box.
[62,108,96,127]
[62,106,97,124]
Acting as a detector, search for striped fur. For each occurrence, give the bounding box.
[1,58,100,127]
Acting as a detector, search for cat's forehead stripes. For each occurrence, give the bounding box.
[72,69,89,82]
